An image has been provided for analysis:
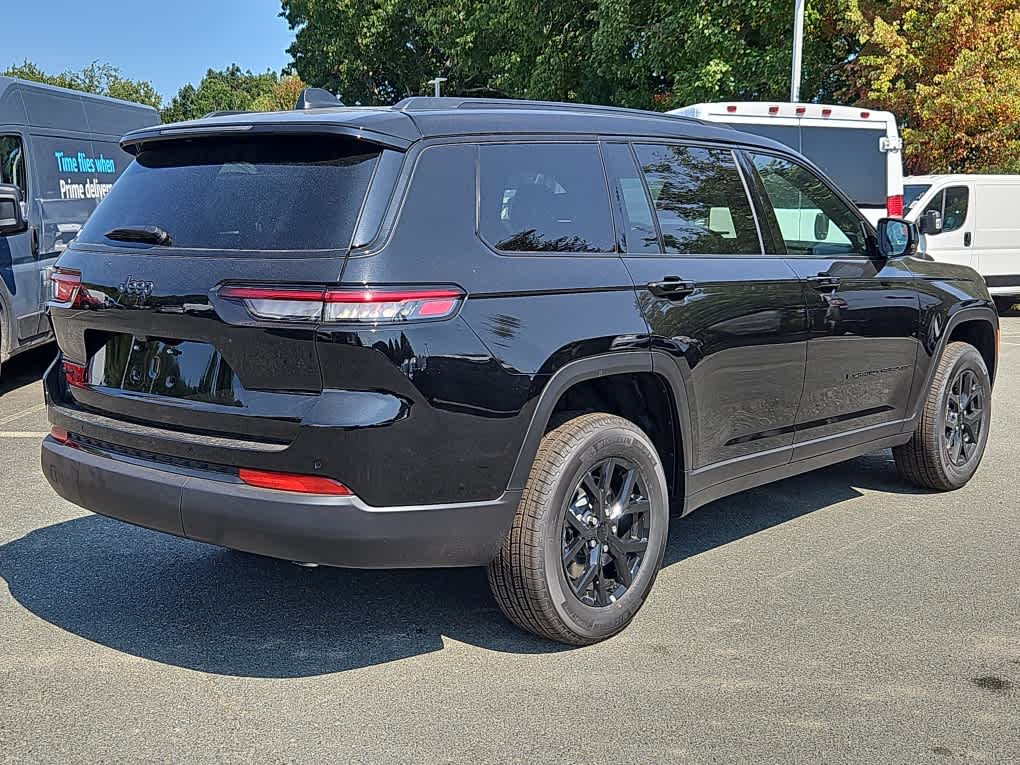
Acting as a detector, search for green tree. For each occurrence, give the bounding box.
[846,0,1020,174]
[2,60,162,109]
[279,0,859,108]
[161,65,290,122]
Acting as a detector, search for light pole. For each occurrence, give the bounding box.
[427,77,448,97]
[790,0,805,102]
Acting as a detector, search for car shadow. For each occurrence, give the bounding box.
[0,344,55,396]
[0,451,929,678]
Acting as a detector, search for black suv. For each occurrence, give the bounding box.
[42,96,998,645]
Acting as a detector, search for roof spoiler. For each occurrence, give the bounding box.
[295,88,344,110]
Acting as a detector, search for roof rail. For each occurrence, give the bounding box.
[203,110,251,118]
[392,96,699,122]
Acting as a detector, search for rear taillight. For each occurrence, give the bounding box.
[238,468,353,496]
[219,285,465,324]
[51,269,82,305]
[887,195,905,217]
[63,360,88,389]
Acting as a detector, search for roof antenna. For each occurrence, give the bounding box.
[426,77,448,97]
[295,87,344,110]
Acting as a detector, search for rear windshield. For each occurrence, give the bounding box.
[726,123,889,208]
[77,136,380,252]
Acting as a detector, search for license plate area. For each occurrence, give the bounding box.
[90,334,243,406]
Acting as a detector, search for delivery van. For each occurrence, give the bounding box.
[671,102,905,225]
[0,77,158,378]
[905,175,1020,311]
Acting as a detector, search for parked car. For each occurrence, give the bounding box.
[40,95,998,645]
[904,174,1020,312]
[0,77,159,379]
[671,102,904,225]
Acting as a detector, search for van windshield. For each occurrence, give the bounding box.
[904,184,932,213]
[726,123,889,208]
[77,136,381,252]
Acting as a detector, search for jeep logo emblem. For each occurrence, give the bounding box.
[119,277,154,303]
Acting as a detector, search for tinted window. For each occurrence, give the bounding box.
[634,144,760,255]
[0,135,27,197]
[77,136,380,252]
[904,183,932,213]
[750,153,868,256]
[800,127,887,208]
[602,143,660,253]
[478,143,614,253]
[722,123,888,208]
[922,187,969,234]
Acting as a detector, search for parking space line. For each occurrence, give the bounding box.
[0,403,46,425]
[0,431,49,438]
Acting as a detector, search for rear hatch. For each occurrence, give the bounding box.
[48,131,401,449]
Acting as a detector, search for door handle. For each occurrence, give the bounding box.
[807,275,841,292]
[647,276,696,300]
[964,232,972,247]
[30,226,39,257]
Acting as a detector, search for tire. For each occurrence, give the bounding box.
[487,413,669,645]
[893,341,991,491]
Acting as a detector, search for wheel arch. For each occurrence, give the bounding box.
[507,351,693,510]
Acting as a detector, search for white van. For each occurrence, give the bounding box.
[905,175,1020,310]
[671,102,904,225]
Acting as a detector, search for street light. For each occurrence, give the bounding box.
[427,77,448,97]
[790,0,805,102]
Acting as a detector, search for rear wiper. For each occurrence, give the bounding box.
[105,225,172,246]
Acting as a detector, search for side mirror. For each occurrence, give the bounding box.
[918,209,944,235]
[813,211,830,241]
[0,184,28,236]
[877,217,918,258]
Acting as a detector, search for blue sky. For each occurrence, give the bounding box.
[6,1,294,103]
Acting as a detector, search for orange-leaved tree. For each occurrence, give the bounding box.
[845,0,1020,174]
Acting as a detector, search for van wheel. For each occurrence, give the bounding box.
[487,413,669,645]
[893,342,991,491]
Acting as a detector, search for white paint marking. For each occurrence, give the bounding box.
[0,432,48,438]
[0,403,46,425]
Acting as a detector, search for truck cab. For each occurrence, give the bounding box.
[0,77,159,377]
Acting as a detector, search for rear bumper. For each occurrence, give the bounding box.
[41,437,520,568]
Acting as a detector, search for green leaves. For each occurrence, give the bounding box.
[159,66,301,122]
[2,61,162,110]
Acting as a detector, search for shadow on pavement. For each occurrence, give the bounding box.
[0,452,928,677]
[0,345,55,396]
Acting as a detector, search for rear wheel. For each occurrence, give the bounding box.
[894,342,991,491]
[487,413,669,645]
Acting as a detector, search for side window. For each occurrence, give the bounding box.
[749,153,868,256]
[478,143,615,253]
[601,143,660,253]
[0,135,28,198]
[942,186,969,233]
[633,143,761,255]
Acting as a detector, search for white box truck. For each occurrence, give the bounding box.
[671,102,904,226]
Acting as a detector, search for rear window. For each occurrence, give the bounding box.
[721,122,888,208]
[77,136,381,252]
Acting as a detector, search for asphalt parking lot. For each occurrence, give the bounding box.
[1,322,1018,764]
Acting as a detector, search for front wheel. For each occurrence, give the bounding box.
[894,342,992,491]
[487,413,669,645]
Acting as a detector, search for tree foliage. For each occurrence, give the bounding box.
[160,65,300,122]
[846,1,1020,174]
[280,0,858,108]
[2,60,162,109]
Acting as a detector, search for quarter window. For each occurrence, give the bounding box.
[0,135,27,198]
[633,144,761,255]
[924,186,969,233]
[749,153,867,256]
[478,143,615,253]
